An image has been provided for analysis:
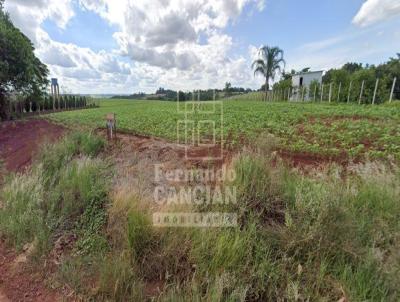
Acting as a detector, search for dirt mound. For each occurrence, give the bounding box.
[0,119,65,173]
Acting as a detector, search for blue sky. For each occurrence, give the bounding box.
[5,0,400,94]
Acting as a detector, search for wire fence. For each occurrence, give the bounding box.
[227,77,399,104]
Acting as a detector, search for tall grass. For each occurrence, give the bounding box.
[1,130,398,301]
[92,145,399,301]
[0,132,108,256]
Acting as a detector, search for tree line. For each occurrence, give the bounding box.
[0,1,93,120]
[111,85,254,101]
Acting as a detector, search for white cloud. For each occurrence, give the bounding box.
[353,0,400,27]
[5,0,74,43]
[5,0,267,93]
[80,0,265,71]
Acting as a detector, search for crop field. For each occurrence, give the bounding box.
[47,99,400,161]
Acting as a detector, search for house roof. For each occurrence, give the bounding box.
[294,70,323,76]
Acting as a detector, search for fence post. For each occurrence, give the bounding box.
[359,80,365,105]
[347,81,352,103]
[313,84,317,101]
[337,82,341,102]
[328,83,333,103]
[372,78,379,105]
[321,84,324,102]
[389,77,397,103]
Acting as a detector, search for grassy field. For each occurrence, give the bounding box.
[2,99,400,300]
[47,99,400,160]
[1,131,399,301]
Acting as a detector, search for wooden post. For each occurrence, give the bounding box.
[347,81,352,103]
[389,77,396,103]
[337,82,341,102]
[56,85,60,109]
[372,78,379,105]
[313,84,317,101]
[328,82,333,103]
[213,89,216,101]
[359,80,365,104]
[51,86,55,110]
[320,84,324,102]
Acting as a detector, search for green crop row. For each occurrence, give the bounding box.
[46,99,400,161]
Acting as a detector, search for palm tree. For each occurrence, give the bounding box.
[252,46,285,99]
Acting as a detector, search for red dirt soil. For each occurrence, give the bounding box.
[0,119,65,173]
[0,239,63,302]
[0,119,67,301]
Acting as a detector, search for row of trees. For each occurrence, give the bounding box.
[270,55,400,104]
[8,95,93,117]
[0,1,95,120]
[251,43,399,103]
[319,57,400,103]
[0,0,50,120]
[113,86,255,101]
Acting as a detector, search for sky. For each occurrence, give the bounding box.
[4,0,400,94]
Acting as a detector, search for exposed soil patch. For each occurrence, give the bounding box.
[0,119,65,173]
[0,239,65,302]
[278,150,350,170]
[99,129,234,202]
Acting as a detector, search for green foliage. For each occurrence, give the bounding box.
[322,55,400,104]
[0,4,48,119]
[48,99,400,161]
[97,254,144,301]
[0,132,109,256]
[252,45,285,91]
[126,210,153,259]
[180,152,399,301]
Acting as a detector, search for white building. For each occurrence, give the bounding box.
[291,70,323,101]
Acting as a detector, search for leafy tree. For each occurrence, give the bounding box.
[0,1,49,119]
[272,79,291,100]
[342,62,363,74]
[252,46,285,98]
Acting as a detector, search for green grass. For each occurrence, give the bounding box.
[1,123,399,301]
[0,132,109,255]
[47,99,400,161]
